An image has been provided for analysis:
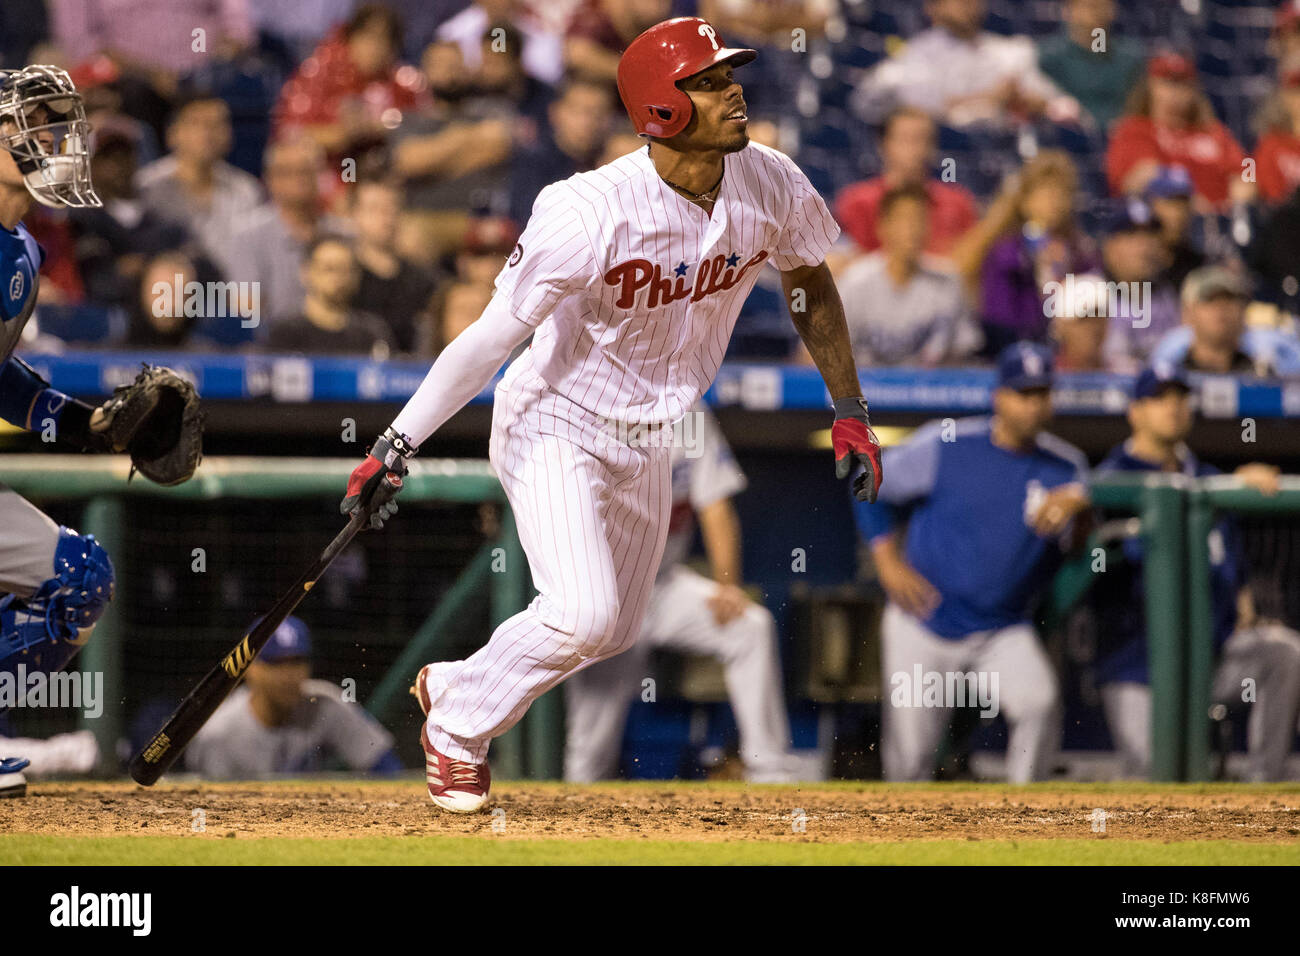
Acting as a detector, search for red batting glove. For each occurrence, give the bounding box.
[832,397,883,503]
[341,427,414,529]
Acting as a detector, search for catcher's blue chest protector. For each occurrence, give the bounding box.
[0,221,42,363]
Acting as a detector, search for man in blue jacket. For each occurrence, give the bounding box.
[855,342,1091,781]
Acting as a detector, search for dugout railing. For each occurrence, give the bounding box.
[1062,473,1300,781]
[0,455,563,781]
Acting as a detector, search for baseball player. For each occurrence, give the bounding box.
[1091,363,1300,780]
[185,616,401,779]
[0,66,201,797]
[341,17,883,813]
[563,404,794,783]
[854,342,1090,783]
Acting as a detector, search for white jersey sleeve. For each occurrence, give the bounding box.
[686,407,747,510]
[768,158,841,271]
[493,183,598,327]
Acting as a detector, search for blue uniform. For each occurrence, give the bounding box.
[854,416,1089,638]
[0,222,69,430]
[1091,442,1240,685]
[0,219,114,681]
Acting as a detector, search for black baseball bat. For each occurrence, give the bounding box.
[128,474,402,785]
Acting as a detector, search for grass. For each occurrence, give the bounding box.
[4,834,1298,866]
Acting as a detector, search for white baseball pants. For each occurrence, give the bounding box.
[420,355,672,764]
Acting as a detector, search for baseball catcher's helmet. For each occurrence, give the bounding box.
[0,65,100,209]
[617,17,757,139]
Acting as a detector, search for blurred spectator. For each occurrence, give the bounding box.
[1036,0,1143,134]
[954,151,1097,352]
[853,0,1075,128]
[1256,69,1300,205]
[1106,54,1251,210]
[186,616,399,778]
[126,250,200,348]
[1049,276,1110,372]
[699,0,830,45]
[249,0,358,62]
[49,0,254,137]
[1247,187,1300,314]
[436,0,565,84]
[391,41,514,263]
[815,184,979,367]
[1095,199,1181,370]
[473,22,553,127]
[137,95,264,273]
[1143,165,1205,291]
[348,179,437,354]
[1151,266,1300,376]
[834,107,978,257]
[271,3,423,162]
[454,216,519,285]
[599,131,645,166]
[0,0,52,67]
[223,137,346,324]
[423,279,493,355]
[69,128,198,310]
[1090,365,1296,781]
[22,207,85,305]
[564,0,672,85]
[1276,1,1300,75]
[267,234,396,356]
[508,77,614,226]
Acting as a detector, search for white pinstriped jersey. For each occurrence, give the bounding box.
[493,142,840,424]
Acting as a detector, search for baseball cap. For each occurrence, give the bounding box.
[1180,265,1250,308]
[1100,197,1160,236]
[997,341,1055,391]
[256,615,312,663]
[1143,165,1194,200]
[1133,361,1191,400]
[1148,52,1196,83]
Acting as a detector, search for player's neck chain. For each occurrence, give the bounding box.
[660,170,724,204]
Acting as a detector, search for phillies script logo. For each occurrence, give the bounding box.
[604,251,769,310]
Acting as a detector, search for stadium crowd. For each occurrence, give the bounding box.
[0,0,1297,373]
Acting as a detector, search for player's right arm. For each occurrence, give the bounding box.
[341,184,595,525]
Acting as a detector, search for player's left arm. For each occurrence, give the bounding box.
[0,355,103,446]
[781,260,883,503]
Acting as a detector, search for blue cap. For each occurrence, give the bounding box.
[996,341,1055,391]
[1143,165,1194,200]
[1100,197,1159,236]
[1133,361,1191,400]
[256,615,311,663]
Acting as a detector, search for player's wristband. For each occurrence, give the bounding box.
[832,396,871,422]
[373,426,419,466]
[50,397,103,451]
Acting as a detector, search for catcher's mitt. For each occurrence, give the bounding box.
[95,365,203,486]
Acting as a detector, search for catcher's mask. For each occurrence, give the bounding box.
[0,65,101,209]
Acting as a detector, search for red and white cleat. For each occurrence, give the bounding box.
[420,725,491,814]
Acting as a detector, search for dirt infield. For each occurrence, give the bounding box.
[4,780,1300,845]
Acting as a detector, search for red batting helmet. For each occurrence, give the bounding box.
[616,17,757,139]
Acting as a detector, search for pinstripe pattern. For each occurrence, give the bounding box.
[418,141,838,765]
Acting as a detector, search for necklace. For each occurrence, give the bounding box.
[660,169,724,203]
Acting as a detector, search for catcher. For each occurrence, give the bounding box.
[0,65,202,797]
